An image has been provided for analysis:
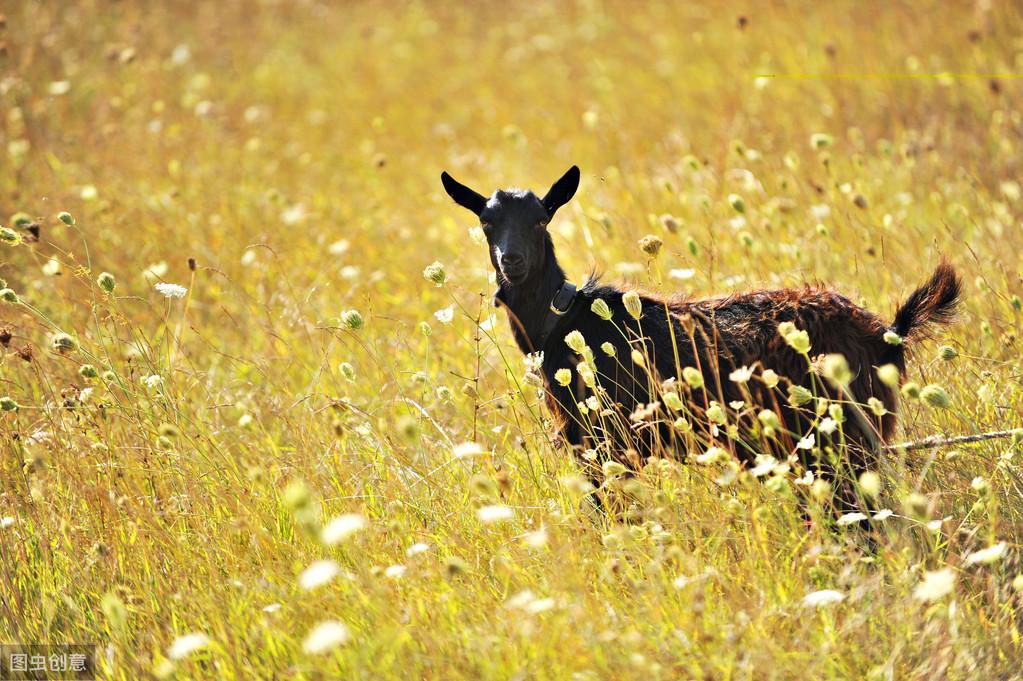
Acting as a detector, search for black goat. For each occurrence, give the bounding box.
[441,166,961,501]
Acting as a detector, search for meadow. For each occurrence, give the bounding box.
[1,1,1023,678]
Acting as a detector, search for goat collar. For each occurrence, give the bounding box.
[493,280,579,352]
[537,280,578,349]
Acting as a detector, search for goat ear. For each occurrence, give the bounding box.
[541,165,580,217]
[441,171,487,216]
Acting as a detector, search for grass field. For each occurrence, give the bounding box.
[2,1,1023,678]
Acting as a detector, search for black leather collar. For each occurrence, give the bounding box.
[537,281,577,349]
[493,280,579,351]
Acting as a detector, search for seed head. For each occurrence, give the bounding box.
[682,366,704,389]
[938,345,957,361]
[0,396,18,412]
[727,194,746,214]
[0,227,19,245]
[877,364,900,388]
[554,368,571,386]
[600,342,616,357]
[339,362,356,382]
[883,331,903,346]
[422,261,447,286]
[778,321,811,354]
[663,391,684,410]
[901,381,921,400]
[867,396,887,416]
[821,353,851,387]
[58,211,75,225]
[638,234,663,256]
[97,271,116,293]
[79,364,99,379]
[590,298,613,321]
[564,330,586,354]
[0,288,18,304]
[622,291,642,320]
[920,384,951,409]
[705,402,727,425]
[788,384,813,406]
[341,309,364,330]
[51,333,78,353]
[761,369,779,389]
[859,471,881,497]
[810,133,834,149]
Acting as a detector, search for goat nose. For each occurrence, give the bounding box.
[502,253,524,268]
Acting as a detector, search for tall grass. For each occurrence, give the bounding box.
[1,1,1022,678]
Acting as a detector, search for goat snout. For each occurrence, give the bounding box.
[501,253,526,277]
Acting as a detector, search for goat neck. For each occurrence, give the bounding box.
[494,238,569,355]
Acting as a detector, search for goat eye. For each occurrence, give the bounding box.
[537,220,548,229]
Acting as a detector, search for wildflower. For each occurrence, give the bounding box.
[142,374,163,390]
[321,514,366,544]
[453,442,484,459]
[821,353,851,387]
[576,363,596,388]
[523,528,548,549]
[168,633,211,660]
[564,330,586,354]
[729,366,753,383]
[913,568,955,602]
[873,509,893,521]
[802,590,845,608]
[727,194,746,213]
[622,290,642,319]
[696,446,727,464]
[964,542,1007,566]
[0,288,18,303]
[827,403,845,424]
[859,471,882,497]
[797,433,816,450]
[422,261,447,286]
[920,384,951,409]
[669,268,695,281]
[340,309,365,329]
[600,342,616,357]
[901,382,920,400]
[0,227,20,244]
[590,298,613,321]
[810,132,833,149]
[778,321,811,354]
[867,397,887,416]
[97,272,116,293]
[154,282,187,298]
[818,417,838,435]
[836,512,868,526]
[42,258,61,276]
[761,369,779,388]
[639,234,663,256]
[682,366,704,389]
[51,333,78,353]
[758,409,781,430]
[705,402,726,425]
[663,392,684,410]
[877,364,899,388]
[407,542,430,557]
[477,504,514,523]
[299,560,341,590]
[788,384,813,406]
[554,368,572,386]
[302,621,350,655]
[0,397,18,412]
[79,365,99,379]
[938,345,958,361]
[883,331,903,346]
[674,417,691,432]
[58,211,75,225]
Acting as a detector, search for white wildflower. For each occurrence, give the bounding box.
[168,633,211,660]
[302,620,350,655]
[321,514,366,544]
[154,282,188,298]
[802,589,845,608]
[299,560,340,590]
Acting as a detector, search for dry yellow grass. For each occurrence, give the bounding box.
[1,1,1022,678]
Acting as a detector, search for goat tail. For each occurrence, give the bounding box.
[890,260,962,343]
